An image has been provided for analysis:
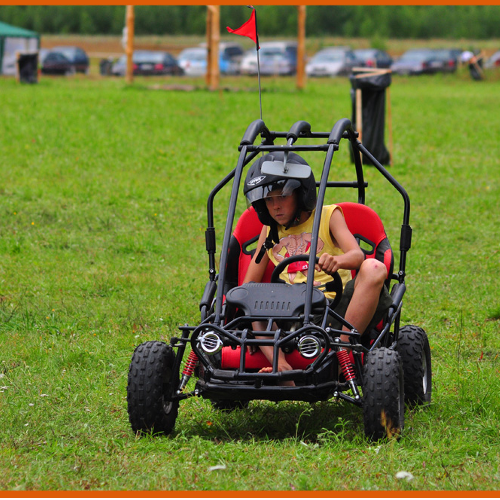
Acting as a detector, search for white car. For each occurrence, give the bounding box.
[239,41,297,76]
[306,47,358,77]
[177,47,207,77]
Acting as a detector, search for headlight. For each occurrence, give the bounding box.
[198,331,224,355]
[297,335,321,359]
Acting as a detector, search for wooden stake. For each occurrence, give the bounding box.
[15,51,20,83]
[206,5,220,91]
[356,88,362,143]
[125,6,134,85]
[296,6,306,90]
[205,6,212,87]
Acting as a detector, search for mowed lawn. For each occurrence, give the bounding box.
[0,71,499,491]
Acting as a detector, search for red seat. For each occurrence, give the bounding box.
[337,202,394,284]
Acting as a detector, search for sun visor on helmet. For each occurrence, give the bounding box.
[261,160,312,179]
[245,179,301,204]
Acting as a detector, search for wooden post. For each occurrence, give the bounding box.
[125,5,134,85]
[205,6,212,86]
[296,6,306,90]
[356,88,362,143]
[206,5,220,91]
[15,51,20,83]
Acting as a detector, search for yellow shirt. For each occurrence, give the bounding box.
[267,205,351,299]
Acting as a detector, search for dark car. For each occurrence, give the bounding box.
[112,51,183,77]
[431,48,462,73]
[50,46,89,73]
[133,50,183,76]
[353,49,393,69]
[41,51,76,75]
[391,49,439,75]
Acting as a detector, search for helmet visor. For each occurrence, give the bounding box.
[245,179,301,205]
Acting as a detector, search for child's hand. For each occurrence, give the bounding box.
[316,253,340,275]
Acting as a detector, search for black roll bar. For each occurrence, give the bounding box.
[207,117,410,325]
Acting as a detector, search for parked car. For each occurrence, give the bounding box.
[306,46,357,77]
[178,43,244,77]
[200,42,244,74]
[430,48,462,73]
[219,42,245,73]
[485,50,500,69]
[133,50,182,76]
[111,51,183,76]
[111,55,126,76]
[391,49,439,75]
[49,46,89,73]
[177,47,207,77]
[353,48,393,69]
[240,41,297,76]
[38,48,50,66]
[41,51,76,75]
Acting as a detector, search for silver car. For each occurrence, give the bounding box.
[240,41,297,76]
[306,47,357,77]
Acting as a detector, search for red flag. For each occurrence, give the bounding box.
[226,9,259,47]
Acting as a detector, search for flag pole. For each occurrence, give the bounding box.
[253,8,262,121]
[227,6,262,120]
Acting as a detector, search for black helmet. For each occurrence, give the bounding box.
[244,152,316,226]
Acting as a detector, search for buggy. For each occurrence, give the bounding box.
[126,118,432,441]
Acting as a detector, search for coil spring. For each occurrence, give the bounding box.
[336,349,356,382]
[182,350,198,377]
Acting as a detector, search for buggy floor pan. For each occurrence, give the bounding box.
[195,378,356,404]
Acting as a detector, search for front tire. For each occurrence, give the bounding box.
[362,348,404,441]
[397,325,432,406]
[127,341,179,435]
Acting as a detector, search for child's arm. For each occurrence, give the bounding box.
[316,207,364,274]
[243,225,271,284]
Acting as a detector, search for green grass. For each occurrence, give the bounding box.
[0,70,499,492]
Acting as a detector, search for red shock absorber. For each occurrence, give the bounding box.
[178,350,198,393]
[336,349,356,381]
[336,349,360,400]
[183,350,198,377]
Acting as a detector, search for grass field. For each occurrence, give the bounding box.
[0,68,499,492]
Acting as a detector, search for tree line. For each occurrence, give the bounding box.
[1,5,499,40]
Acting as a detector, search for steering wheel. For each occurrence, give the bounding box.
[270,254,343,309]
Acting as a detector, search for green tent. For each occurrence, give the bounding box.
[0,20,40,75]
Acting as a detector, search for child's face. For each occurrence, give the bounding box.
[264,188,298,226]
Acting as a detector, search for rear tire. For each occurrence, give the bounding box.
[362,348,404,441]
[127,341,179,435]
[397,325,432,406]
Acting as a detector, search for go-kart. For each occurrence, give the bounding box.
[126,118,432,441]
